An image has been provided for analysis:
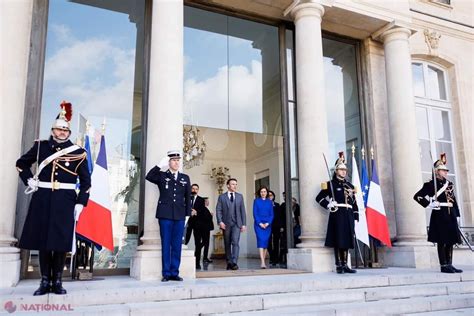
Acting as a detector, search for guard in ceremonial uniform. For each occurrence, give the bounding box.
[413,153,462,273]
[146,150,191,282]
[316,152,359,274]
[16,102,91,295]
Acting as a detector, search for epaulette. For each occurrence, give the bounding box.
[321,182,328,190]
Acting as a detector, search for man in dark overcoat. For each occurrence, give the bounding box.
[16,102,91,295]
[316,152,359,274]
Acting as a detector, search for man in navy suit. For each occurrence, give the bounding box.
[145,150,191,282]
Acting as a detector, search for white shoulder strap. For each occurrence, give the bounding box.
[435,181,449,198]
[34,145,81,178]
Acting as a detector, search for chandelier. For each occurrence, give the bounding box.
[210,166,231,195]
[183,125,206,169]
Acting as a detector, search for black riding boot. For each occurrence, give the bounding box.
[51,252,67,295]
[334,248,343,274]
[33,251,52,296]
[438,244,455,273]
[341,249,356,274]
[446,244,463,273]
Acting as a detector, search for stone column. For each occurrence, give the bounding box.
[0,0,33,287]
[374,25,434,268]
[286,2,334,272]
[130,0,195,280]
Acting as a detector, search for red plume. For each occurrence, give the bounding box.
[60,101,73,122]
[440,153,447,164]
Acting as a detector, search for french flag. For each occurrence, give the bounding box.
[351,156,370,247]
[76,135,114,251]
[366,160,392,247]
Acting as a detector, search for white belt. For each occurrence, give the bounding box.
[38,181,76,190]
[439,202,453,207]
[335,203,352,209]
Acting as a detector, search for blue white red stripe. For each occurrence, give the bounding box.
[366,160,392,247]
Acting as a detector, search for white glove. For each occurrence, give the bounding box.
[27,178,39,192]
[157,156,170,171]
[74,204,84,221]
[429,198,440,209]
[327,199,337,210]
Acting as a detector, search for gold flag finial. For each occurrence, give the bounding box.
[361,147,365,160]
[370,146,374,160]
[101,117,107,134]
[351,143,356,157]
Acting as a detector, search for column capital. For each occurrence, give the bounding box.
[291,2,325,21]
[371,21,417,43]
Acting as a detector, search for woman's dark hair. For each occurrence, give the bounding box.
[268,190,276,201]
[256,186,269,198]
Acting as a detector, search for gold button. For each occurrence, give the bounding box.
[55,172,58,176]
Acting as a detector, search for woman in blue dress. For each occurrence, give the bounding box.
[253,186,274,269]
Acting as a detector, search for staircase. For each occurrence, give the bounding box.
[1,267,472,315]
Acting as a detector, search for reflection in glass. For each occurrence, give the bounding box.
[416,107,430,140]
[38,0,145,270]
[432,110,451,141]
[418,140,432,173]
[412,63,425,97]
[184,6,281,135]
[427,65,447,100]
[184,7,228,130]
[323,38,362,167]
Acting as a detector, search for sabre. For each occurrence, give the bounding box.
[429,151,438,203]
[322,153,338,212]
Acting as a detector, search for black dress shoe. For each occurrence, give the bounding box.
[449,265,463,273]
[169,275,183,281]
[203,258,213,263]
[441,265,455,273]
[231,264,239,270]
[33,277,51,296]
[51,273,67,295]
[336,266,344,274]
[342,265,357,274]
[196,264,202,270]
[161,276,169,282]
[226,263,232,270]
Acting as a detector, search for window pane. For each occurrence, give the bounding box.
[289,101,298,178]
[412,63,425,97]
[228,16,281,134]
[39,0,145,269]
[435,142,455,172]
[427,65,447,100]
[184,7,228,129]
[323,38,362,166]
[419,140,433,173]
[286,30,295,102]
[416,106,430,139]
[432,109,451,141]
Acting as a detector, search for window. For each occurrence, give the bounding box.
[38,0,146,271]
[412,61,461,221]
[411,63,448,101]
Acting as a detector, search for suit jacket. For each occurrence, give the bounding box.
[145,166,191,220]
[189,195,214,231]
[216,192,246,228]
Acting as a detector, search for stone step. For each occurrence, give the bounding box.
[402,307,474,315]
[2,270,472,309]
[5,281,472,315]
[222,294,474,316]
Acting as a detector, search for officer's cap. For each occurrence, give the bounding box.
[167,150,182,159]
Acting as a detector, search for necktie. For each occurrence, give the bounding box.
[191,195,195,207]
[173,172,177,181]
[230,192,234,202]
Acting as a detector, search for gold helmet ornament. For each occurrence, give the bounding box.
[52,101,72,131]
[434,153,449,172]
[335,151,347,170]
